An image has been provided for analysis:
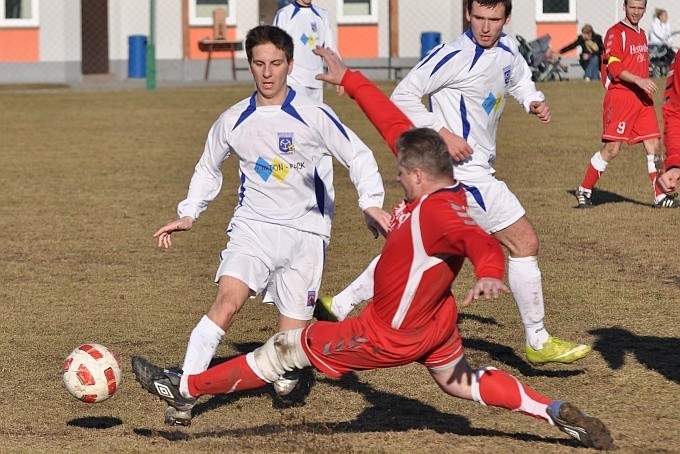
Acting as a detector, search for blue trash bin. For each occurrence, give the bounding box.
[128,35,147,78]
[421,32,442,60]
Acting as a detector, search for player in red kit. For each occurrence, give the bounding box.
[575,0,678,208]
[658,56,680,193]
[131,49,616,451]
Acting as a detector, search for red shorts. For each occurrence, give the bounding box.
[602,89,660,144]
[301,299,464,378]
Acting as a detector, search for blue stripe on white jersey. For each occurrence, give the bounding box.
[233,94,257,131]
[314,168,325,216]
[318,107,350,140]
[282,89,308,126]
[430,51,460,77]
[460,96,470,140]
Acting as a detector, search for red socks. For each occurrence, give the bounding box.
[477,368,552,421]
[188,354,267,397]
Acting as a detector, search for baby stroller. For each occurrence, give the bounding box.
[516,34,569,82]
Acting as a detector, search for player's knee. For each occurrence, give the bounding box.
[252,329,310,382]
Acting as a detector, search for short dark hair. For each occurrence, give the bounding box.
[245,25,294,63]
[396,128,453,179]
[467,0,512,17]
[624,0,647,6]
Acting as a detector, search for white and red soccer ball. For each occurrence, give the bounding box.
[62,343,122,403]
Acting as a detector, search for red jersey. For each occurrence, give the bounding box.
[341,70,505,331]
[601,21,650,98]
[662,57,680,169]
[371,189,504,330]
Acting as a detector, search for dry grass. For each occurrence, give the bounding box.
[0,80,678,453]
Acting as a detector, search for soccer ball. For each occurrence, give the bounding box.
[62,343,123,403]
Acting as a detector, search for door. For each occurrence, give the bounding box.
[81,0,110,75]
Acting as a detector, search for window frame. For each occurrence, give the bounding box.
[535,0,576,22]
[0,0,40,27]
[189,0,236,27]
[337,0,378,25]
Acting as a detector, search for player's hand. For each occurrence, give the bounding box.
[362,206,391,239]
[438,127,474,162]
[153,216,194,248]
[314,46,347,86]
[636,77,658,95]
[459,277,509,308]
[530,101,551,123]
[657,168,680,193]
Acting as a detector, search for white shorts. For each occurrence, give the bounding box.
[216,218,325,321]
[461,175,525,234]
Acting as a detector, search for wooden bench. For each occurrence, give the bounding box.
[198,39,244,81]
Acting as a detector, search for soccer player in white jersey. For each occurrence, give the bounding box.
[151,25,389,426]
[320,0,592,365]
[274,0,342,102]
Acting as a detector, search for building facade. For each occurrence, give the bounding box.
[0,0,678,84]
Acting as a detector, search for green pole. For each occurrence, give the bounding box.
[146,0,156,90]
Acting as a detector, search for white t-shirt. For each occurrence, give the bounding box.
[649,17,672,47]
[274,2,337,89]
[391,30,544,181]
[178,89,384,239]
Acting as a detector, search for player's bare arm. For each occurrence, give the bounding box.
[362,206,391,239]
[529,101,551,123]
[153,216,195,249]
[438,127,474,162]
[459,277,510,308]
[618,69,658,94]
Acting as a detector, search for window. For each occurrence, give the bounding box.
[536,0,575,22]
[0,0,39,27]
[337,0,378,24]
[189,0,235,27]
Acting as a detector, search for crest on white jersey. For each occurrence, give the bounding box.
[278,133,296,154]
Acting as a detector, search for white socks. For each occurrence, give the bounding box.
[507,256,549,350]
[331,255,379,321]
[179,315,225,397]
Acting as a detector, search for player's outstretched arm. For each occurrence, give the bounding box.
[314,46,412,154]
[153,216,194,248]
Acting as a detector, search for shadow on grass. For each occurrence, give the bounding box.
[133,336,587,449]
[133,372,576,448]
[67,416,123,429]
[567,188,651,208]
[589,326,680,383]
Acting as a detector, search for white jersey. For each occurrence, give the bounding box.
[391,29,544,181]
[274,2,337,89]
[178,89,384,239]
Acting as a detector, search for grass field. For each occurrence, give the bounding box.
[0,79,678,453]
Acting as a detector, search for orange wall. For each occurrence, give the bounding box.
[188,26,238,59]
[0,28,39,62]
[338,24,378,58]
[537,22,578,55]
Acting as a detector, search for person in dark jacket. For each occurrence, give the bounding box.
[560,24,603,81]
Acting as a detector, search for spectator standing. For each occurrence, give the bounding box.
[560,24,603,81]
[574,0,678,208]
[274,0,342,102]
[649,8,676,67]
